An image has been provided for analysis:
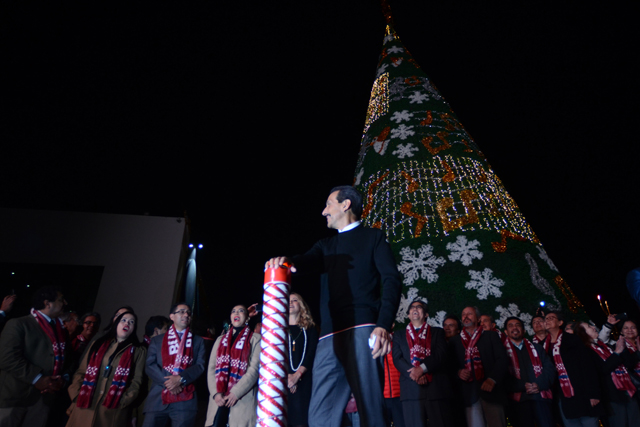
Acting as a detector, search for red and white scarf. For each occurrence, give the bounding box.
[406,323,433,382]
[215,326,253,395]
[460,328,484,381]
[545,332,574,398]
[73,334,87,352]
[161,325,194,404]
[590,340,636,397]
[76,341,135,408]
[31,308,65,376]
[504,339,552,401]
[623,338,640,376]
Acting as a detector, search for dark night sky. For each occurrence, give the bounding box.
[2,1,638,328]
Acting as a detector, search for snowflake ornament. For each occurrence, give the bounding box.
[408,91,429,104]
[398,244,446,286]
[396,287,426,323]
[495,303,534,336]
[536,246,558,272]
[373,138,390,155]
[387,46,404,54]
[465,268,505,300]
[390,110,414,123]
[446,236,483,266]
[376,63,389,77]
[392,143,419,159]
[427,310,447,328]
[390,124,415,140]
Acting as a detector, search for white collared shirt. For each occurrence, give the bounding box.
[338,221,361,233]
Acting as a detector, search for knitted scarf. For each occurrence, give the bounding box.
[76,341,135,408]
[590,340,636,397]
[460,328,484,381]
[504,339,552,401]
[406,323,433,382]
[161,325,195,404]
[623,338,640,376]
[545,332,574,398]
[216,326,253,395]
[30,308,65,376]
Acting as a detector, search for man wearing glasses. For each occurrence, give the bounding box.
[143,302,205,427]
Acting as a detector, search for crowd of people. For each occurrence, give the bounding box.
[1,185,638,427]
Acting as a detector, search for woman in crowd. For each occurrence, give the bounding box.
[576,322,639,427]
[287,293,319,427]
[72,312,101,352]
[66,311,147,427]
[205,304,261,427]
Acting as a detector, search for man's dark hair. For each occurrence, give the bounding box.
[32,286,61,310]
[444,314,461,332]
[481,314,495,323]
[145,315,171,336]
[530,315,544,326]
[170,302,190,315]
[546,310,565,328]
[330,186,363,220]
[505,316,523,329]
[406,298,428,315]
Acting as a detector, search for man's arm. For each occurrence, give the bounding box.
[391,334,413,378]
[145,336,168,385]
[0,318,44,384]
[373,233,402,332]
[179,336,206,385]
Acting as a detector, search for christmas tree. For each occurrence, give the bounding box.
[354,23,585,334]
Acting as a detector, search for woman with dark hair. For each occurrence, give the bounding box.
[287,293,319,427]
[205,304,261,427]
[66,311,147,427]
[103,305,135,331]
[576,322,639,427]
[620,320,640,379]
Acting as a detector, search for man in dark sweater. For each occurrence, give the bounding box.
[266,186,402,427]
[503,316,555,427]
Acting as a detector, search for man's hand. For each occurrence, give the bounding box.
[607,314,620,326]
[458,369,471,381]
[1,295,16,313]
[163,375,182,392]
[590,399,600,407]
[225,392,239,407]
[214,393,226,407]
[525,382,539,394]
[265,257,296,273]
[480,378,496,392]
[407,366,423,382]
[34,375,64,394]
[170,386,183,395]
[417,375,428,385]
[615,337,626,354]
[370,327,390,358]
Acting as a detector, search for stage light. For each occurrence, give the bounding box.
[188,244,194,248]
[539,301,545,307]
[198,244,203,249]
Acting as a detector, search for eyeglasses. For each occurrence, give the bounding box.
[83,321,98,325]
[545,316,558,321]
[172,310,192,316]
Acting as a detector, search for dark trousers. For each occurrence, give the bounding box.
[402,398,452,427]
[506,399,553,427]
[309,326,385,427]
[383,397,405,427]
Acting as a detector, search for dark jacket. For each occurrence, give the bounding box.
[393,325,452,401]
[449,329,508,406]
[504,339,555,401]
